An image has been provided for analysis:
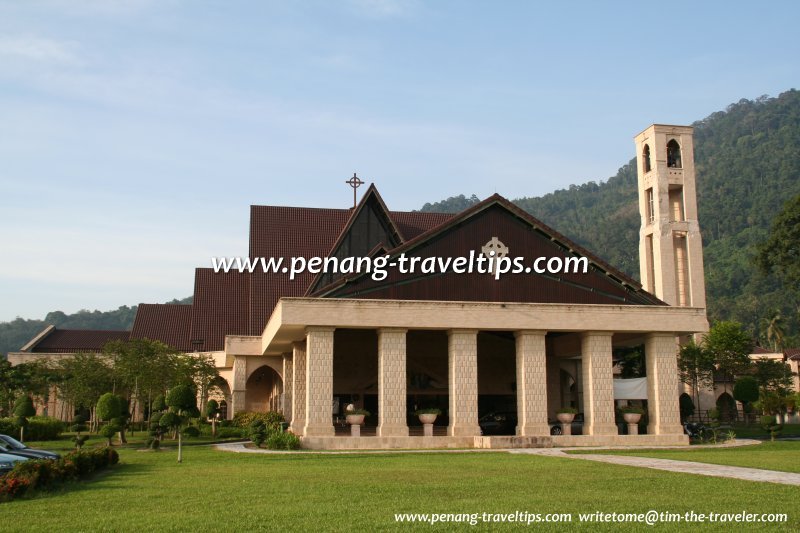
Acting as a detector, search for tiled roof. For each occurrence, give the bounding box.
[786,348,800,360]
[190,268,250,351]
[30,328,130,353]
[130,304,193,351]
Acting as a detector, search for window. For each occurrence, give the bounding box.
[643,144,652,173]
[646,188,655,224]
[667,139,682,168]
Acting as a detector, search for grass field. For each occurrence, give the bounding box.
[568,441,800,474]
[1,441,798,532]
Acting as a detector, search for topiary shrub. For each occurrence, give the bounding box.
[248,420,267,447]
[216,427,245,439]
[182,426,200,438]
[265,430,301,450]
[26,417,65,441]
[99,423,120,447]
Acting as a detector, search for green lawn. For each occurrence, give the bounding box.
[568,441,800,474]
[730,424,800,439]
[1,445,798,531]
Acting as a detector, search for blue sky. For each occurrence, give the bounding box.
[1,0,798,322]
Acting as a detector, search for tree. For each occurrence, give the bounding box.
[204,399,221,438]
[56,353,113,430]
[677,341,714,407]
[166,384,198,463]
[760,312,786,352]
[753,358,795,397]
[758,193,800,300]
[733,376,759,416]
[13,395,36,442]
[703,321,753,393]
[96,393,127,445]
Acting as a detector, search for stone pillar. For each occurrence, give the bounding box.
[515,330,550,435]
[447,329,480,437]
[290,342,306,435]
[282,353,293,425]
[377,328,409,437]
[581,332,617,436]
[546,353,561,420]
[645,333,684,435]
[232,355,247,416]
[304,327,335,437]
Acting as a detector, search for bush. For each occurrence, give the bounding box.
[248,420,268,447]
[233,411,285,430]
[265,430,301,450]
[0,416,64,441]
[182,426,200,438]
[0,447,119,502]
[215,427,245,439]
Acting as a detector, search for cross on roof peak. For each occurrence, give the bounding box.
[345,172,365,208]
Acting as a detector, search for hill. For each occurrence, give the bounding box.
[421,90,800,344]
[0,297,192,358]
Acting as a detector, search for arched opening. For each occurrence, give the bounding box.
[209,376,232,419]
[679,392,695,422]
[245,366,282,412]
[715,392,737,422]
[667,139,682,168]
[642,144,652,173]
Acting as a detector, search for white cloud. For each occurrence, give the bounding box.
[0,35,81,65]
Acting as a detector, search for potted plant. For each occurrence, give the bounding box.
[415,407,442,425]
[619,405,645,424]
[345,408,370,426]
[556,407,578,424]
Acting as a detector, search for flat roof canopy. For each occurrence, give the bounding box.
[257,297,708,356]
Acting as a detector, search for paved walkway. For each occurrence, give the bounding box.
[511,441,800,486]
[216,439,800,486]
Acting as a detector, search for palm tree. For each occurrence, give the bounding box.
[761,312,785,352]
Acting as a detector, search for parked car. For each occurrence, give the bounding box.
[0,434,60,460]
[549,413,584,435]
[0,452,28,474]
[479,411,517,435]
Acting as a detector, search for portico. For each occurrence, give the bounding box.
[223,297,707,448]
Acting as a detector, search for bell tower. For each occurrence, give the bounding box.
[635,125,706,309]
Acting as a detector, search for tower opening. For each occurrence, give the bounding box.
[667,139,682,168]
[643,144,652,173]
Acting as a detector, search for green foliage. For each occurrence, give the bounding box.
[414,407,442,416]
[760,415,783,441]
[214,427,245,439]
[344,408,370,416]
[152,395,167,413]
[733,376,759,408]
[758,193,800,298]
[182,426,200,438]
[204,399,220,419]
[159,412,180,430]
[619,405,645,415]
[166,384,197,414]
[264,430,301,450]
[704,321,753,385]
[13,395,36,419]
[248,420,268,447]
[0,447,119,503]
[419,194,480,213]
[0,416,64,441]
[753,358,795,396]
[232,411,285,430]
[99,423,121,446]
[96,393,124,422]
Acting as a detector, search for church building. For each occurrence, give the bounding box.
[10,124,708,449]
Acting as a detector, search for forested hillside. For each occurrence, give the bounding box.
[421,90,800,345]
[0,297,191,357]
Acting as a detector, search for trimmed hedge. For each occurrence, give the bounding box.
[0,447,119,502]
[232,411,285,430]
[0,416,65,441]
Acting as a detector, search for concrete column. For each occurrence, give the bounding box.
[377,328,409,437]
[515,330,550,435]
[447,329,480,437]
[645,333,684,435]
[282,353,293,425]
[290,342,306,435]
[581,332,617,436]
[304,327,335,437]
[546,354,561,419]
[232,355,247,416]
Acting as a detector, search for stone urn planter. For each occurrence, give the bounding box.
[345,410,368,437]
[620,408,644,435]
[415,409,442,437]
[556,409,577,436]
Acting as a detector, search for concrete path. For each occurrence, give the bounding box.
[511,442,800,486]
